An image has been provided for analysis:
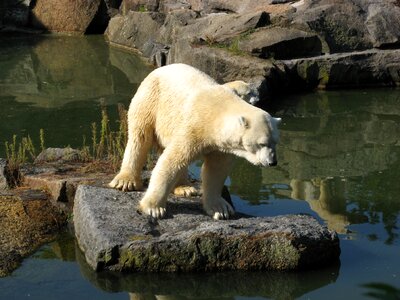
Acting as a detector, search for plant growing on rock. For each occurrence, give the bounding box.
[4,134,36,186]
[82,103,129,172]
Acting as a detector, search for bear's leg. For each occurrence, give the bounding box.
[140,142,192,218]
[201,152,235,220]
[173,167,200,197]
[109,127,153,191]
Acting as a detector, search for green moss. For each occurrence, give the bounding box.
[129,235,152,241]
[267,238,300,270]
[137,5,147,12]
[208,28,257,56]
[319,65,330,87]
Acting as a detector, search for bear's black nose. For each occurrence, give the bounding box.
[269,161,277,167]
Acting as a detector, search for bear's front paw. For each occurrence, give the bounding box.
[204,197,235,220]
[139,200,166,219]
[109,171,143,192]
[173,185,200,197]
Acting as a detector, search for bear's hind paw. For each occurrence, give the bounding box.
[109,172,143,192]
[173,185,200,197]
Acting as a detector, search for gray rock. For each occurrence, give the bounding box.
[34,147,84,164]
[168,39,275,96]
[238,26,322,59]
[0,159,11,190]
[365,2,400,48]
[279,49,400,89]
[142,40,170,67]
[105,11,165,53]
[104,0,400,95]
[119,0,160,14]
[186,0,275,14]
[74,185,340,272]
[187,11,270,43]
[291,0,400,53]
[160,1,192,13]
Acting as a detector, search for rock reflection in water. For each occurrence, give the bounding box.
[231,90,400,239]
[0,35,152,108]
[73,237,339,300]
[0,34,153,153]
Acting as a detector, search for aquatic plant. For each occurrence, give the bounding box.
[83,103,129,172]
[4,134,36,186]
[39,129,45,152]
[3,103,149,183]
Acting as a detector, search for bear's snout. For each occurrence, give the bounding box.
[269,161,278,167]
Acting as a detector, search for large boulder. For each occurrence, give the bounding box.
[279,49,400,89]
[74,185,340,272]
[0,0,32,27]
[238,27,322,59]
[182,11,270,43]
[105,11,165,53]
[185,0,295,14]
[30,0,103,33]
[104,0,400,95]
[291,0,400,53]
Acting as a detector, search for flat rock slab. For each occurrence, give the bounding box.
[74,185,340,272]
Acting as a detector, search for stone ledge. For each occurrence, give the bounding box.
[74,185,340,272]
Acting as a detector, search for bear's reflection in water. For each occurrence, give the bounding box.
[231,90,400,237]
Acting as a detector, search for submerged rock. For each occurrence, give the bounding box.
[74,185,340,272]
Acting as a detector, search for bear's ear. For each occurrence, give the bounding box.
[238,116,249,128]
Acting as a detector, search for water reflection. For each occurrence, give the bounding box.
[0,34,153,153]
[231,90,400,240]
[28,233,339,300]
[0,34,152,108]
[75,241,339,300]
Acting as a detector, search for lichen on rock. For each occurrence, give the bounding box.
[74,185,340,272]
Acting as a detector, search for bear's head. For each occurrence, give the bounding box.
[222,111,281,167]
[224,80,259,105]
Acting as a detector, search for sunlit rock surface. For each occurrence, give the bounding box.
[74,185,340,272]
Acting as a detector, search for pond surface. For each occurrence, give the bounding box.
[0,35,400,300]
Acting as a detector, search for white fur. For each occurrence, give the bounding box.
[223,80,260,105]
[109,64,280,220]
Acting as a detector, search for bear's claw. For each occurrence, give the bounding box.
[139,201,166,219]
[146,207,166,219]
[109,171,143,192]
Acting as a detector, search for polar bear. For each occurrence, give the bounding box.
[109,64,281,220]
[223,80,260,105]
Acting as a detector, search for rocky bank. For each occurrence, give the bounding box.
[2,0,400,102]
[0,149,340,274]
[0,188,66,276]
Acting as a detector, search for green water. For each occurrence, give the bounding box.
[0,35,400,300]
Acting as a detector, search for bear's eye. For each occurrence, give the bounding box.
[259,143,268,148]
